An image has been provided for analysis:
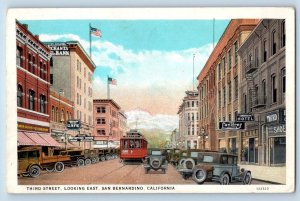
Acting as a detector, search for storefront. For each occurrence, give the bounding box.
[241,129,259,164]
[265,108,286,166]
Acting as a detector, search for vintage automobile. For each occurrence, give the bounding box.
[18,146,71,178]
[178,152,252,185]
[144,149,168,174]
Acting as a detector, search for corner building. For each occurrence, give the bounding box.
[197,19,259,155]
[16,21,60,147]
[239,19,286,166]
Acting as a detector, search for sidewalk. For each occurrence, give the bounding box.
[240,164,286,184]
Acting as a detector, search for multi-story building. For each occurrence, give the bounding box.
[119,110,128,137]
[46,41,96,149]
[170,128,179,148]
[177,90,199,149]
[16,21,60,148]
[197,19,259,156]
[93,99,125,148]
[239,19,286,166]
[49,89,76,148]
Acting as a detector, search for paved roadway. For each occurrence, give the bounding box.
[18,158,274,185]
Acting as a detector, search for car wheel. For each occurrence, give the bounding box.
[91,157,97,164]
[85,158,92,166]
[54,162,65,173]
[105,154,111,160]
[192,168,207,184]
[178,158,185,167]
[183,158,195,169]
[77,158,85,167]
[220,173,230,185]
[28,165,41,178]
[243,172,252,185]
[100,155,105,162]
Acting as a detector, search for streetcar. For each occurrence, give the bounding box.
[119,129,148,162]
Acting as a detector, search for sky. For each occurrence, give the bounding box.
[22,19,230,115]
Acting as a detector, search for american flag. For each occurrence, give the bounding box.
[90,26,102,37]
[108,77,117,85]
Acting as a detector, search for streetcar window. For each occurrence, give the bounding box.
[124,140,128,149]
[130,140,134,148]
[135,139,140,148]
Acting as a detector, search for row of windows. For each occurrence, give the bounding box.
[95,118,118,127]
[96,107,106,113]
[77,59,93,82]
[17,85,47,113]
[51,106,72,123]
[219,111,238,122]
[16,46,48,81]
[186,112,199,121]
[185,101,199,108]
[218,76,239,109]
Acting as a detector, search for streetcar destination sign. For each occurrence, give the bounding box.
[66,120,81,130]
[219,122,245,130]
[236,114,255,122]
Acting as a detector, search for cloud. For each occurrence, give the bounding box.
[40,34,213,114]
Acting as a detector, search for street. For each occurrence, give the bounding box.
[18,158,274,185]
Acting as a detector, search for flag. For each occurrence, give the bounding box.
[108,77,117,85]
[90,26,102,37]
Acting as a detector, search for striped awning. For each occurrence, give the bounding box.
[18,131,61,147]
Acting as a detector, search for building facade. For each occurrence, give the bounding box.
[239,19,286,166]
[93,99,125,148]
[197,19,259,156]
[119,110,128,138]
[177,90,199,149]
[16,21,60,147]
[46,41,96,149]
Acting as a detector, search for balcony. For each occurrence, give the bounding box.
[245,61,258,74]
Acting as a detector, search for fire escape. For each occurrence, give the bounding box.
[245,60,266,111]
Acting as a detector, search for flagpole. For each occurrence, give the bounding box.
[107,75,110,99]
[89,23,92,58]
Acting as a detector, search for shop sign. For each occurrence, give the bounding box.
[18,122,49,133]
[47,42,70,56]
[66,120,81,130]
[266,108,286,124]
[219,122,245,130]
[268,124,286,136]
[69,134,94,142]
[236,114,255,122]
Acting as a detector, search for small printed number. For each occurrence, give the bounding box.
[256,187,269,191]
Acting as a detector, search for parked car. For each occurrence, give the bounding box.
[178,152,252,185]
[144,149,168,174]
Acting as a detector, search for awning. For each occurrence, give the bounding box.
[18,131,61,147]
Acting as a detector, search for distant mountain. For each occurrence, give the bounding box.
[125,108,178,132]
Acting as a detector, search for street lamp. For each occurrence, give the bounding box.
[198,127,208,150]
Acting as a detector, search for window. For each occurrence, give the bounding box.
[263,40,267,62]
[84,68,86,78]
[272,30,277,55]
[282,68,286,100]
[187,101,190,108]
[192,101,194,107]
[39,62,43,78]
[228,49,232,69]
[271,74,277,103]
[234,42,238,64]
[234,111,238,121]
[60,109,64,123]
[223,87,226,106]
[228,81,232,103]
[96,118,106,124]
[244,94,247,113]
[84,83,86,94]
[97,129,106,135]
[262,79,267,104]
[32,56,36,74]
[196,112,199,120]
[28,90,35,110]
[43,64,46,80]
[255,85,259,105]
[281,20,286,48]
[50,74,53,85]
[40,95,46,113]
[77,76,79,88]
[77,93,79,105]
[223,57,226,76]
[218,63,221,80]
[234,76,238,100]
[188,113,190,121]
[51,106,55,121]
[218,90,221,109]
[16,46,23,67]
[192,113,194,121]
[56,107,59,122]
[254,47,259,67]
[96,107,106,113]
[28,53,32,73]
[17,84,23,107]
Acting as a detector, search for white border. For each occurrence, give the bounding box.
[6,7,295,194]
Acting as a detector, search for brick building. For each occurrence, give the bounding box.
[197,19,259,155]
[239,19,286,166]
[93,99,125,148]
[16,21,60,147]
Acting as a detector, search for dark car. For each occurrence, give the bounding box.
[144,150,168,174]
[178,152,252,185]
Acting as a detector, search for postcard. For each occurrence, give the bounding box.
[6,7,295,193]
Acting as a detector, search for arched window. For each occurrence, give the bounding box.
[56,107,59,122]
[66,111,69,121]
[40,95,46,113]
[52,106,55,121]
[60,109,65,123]
[16,46,23,67]
[281,20,286,48]
[28,90,35,110]
[17,84,23,107]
